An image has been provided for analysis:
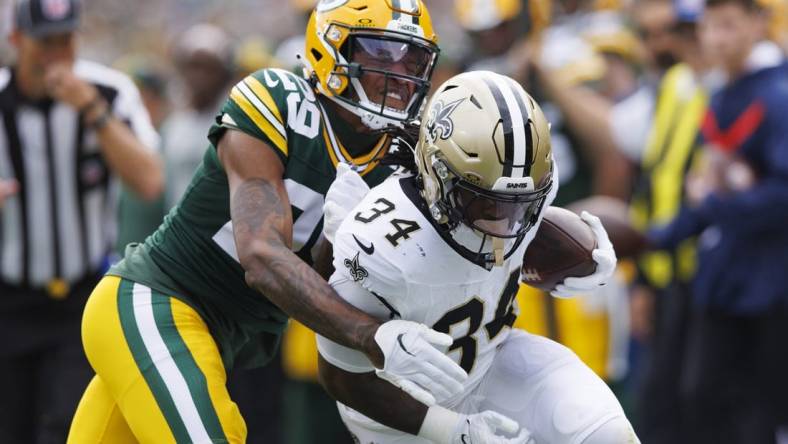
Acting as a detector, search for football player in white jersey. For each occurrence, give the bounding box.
[316,71,639,444]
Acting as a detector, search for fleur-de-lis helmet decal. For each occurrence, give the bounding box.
[426,98,465,142]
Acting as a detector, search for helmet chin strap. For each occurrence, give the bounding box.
[451,224,508,268]
[325,93,402,131]
[492,237,505,267]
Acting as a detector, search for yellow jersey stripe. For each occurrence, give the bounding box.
[236,81,287,137]
[337,135,389,165]
[230,87,288,157]
[316,100,388,176]
[321,126,341,167]
[244,77,284,126]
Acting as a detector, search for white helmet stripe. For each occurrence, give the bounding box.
[507,77,533,177]
[491,73,527,178]
[481,75,514,178]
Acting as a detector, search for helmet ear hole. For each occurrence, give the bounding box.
[311,48,323,62]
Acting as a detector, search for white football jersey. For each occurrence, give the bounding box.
[322,174,547,407]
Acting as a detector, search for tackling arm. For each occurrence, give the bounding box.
[318,354,428,435]
[219,129,385,366]
[316,276,527,444]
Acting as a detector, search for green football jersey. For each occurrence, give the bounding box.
[111,68,394,370]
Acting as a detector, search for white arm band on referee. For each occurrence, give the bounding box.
[418,405,461,444]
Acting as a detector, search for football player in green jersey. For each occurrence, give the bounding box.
[68,1,469,443]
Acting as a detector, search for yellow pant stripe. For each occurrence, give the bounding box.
[120,281,225,442]
[70,276,246,443]
[74,276,178,444]
[230,87,288,156]
[169,297,246,442]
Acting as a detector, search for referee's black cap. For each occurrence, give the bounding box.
[15,0,81,37]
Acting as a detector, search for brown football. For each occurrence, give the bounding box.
[567,196,649,258]
[522,207,597,291]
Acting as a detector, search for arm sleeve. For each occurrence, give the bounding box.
[316,273,392,373]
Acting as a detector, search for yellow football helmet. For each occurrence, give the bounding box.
[304,0,439,130]
[415,71,554,267]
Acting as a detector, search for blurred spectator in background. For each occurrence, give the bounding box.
[648,0,788,442]
[120,56,171,130]
[761,0,788,53]
[162,23,233,209]
[628,1,710,442]
[234,36,281,83]
[273,0,316,72]
[454,0,534,73]
[608,0,679,170]
[113,54,170,255]
[0,0,161,442]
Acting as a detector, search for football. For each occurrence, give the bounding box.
[521,206,597,291]
[567,196,649,258]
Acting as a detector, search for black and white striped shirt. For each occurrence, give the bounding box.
[0,59,159,289]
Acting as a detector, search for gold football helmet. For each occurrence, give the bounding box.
[304,0,439,130]
[415,71,554,266]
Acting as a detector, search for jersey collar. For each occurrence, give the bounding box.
[318,100,391,176]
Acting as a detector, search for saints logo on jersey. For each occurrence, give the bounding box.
[344,252,369,282]
[426,98,465,142]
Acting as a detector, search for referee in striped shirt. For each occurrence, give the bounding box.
[0,0,162,441]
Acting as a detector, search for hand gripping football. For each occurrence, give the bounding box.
[522,207,597,292]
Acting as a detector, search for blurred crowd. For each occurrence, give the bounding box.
[1,0,788,443]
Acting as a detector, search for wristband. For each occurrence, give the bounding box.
[418,405,461,444]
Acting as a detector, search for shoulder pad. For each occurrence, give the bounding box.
[219,68,321,161]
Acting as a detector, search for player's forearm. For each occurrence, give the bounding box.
[231,179,385,366]
[318,355,428,435]
[96,118,163,201]
[249,249,384,365]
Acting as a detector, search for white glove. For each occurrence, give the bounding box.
[374,320,468,406]
[452,411,535,444]
[323,162,370,243]
[552,211,617,298]
[418,406,534,444]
